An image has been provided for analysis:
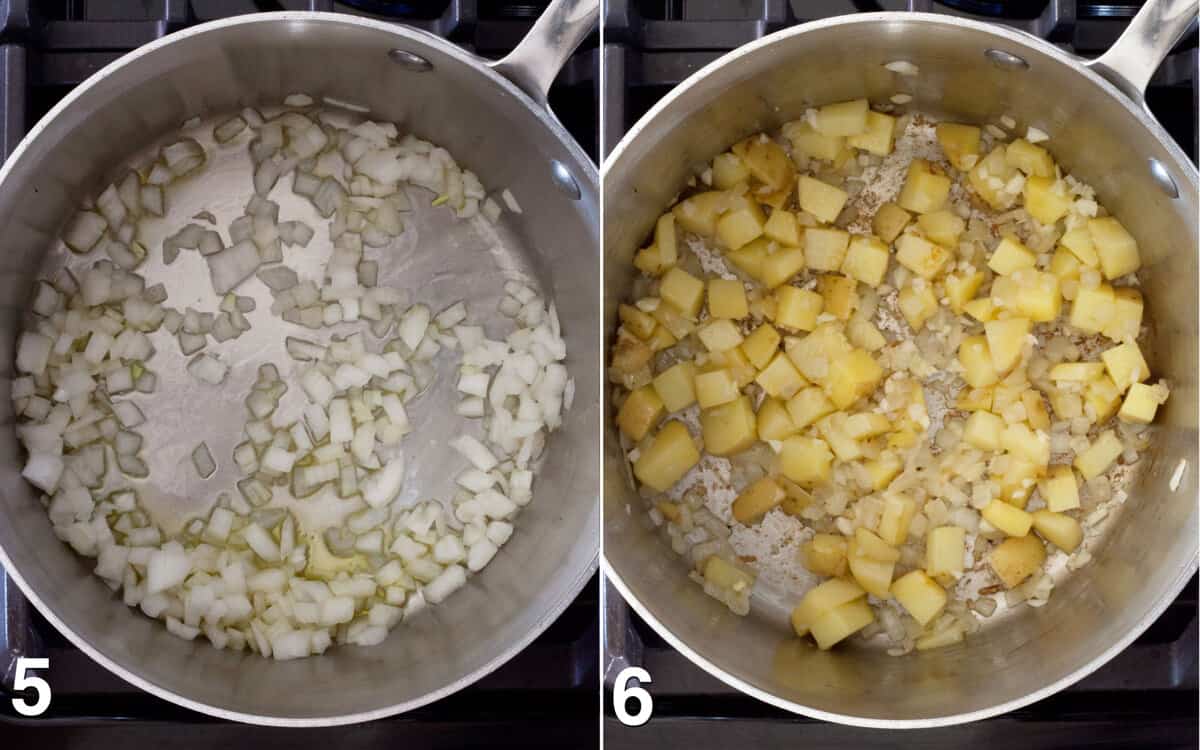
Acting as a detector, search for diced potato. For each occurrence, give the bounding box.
[842,109,893,154]
[1012,269,1062,322]
[1039,465,1079,512]
[1005,138,1055,177]
[898,282,938,331]
[1001,422,1050,468]
[763,209,803,246]
[732,476,787,524]
[825,349,884,409]
[741,323,781,369]
[988,235,1036,275]
[815,98,869,137]
[712,152,750,190]
[872,202,911,243]
[1088,216,1140,280]
[915,624,966,651]
[651,299,697,339]
[784,324,853,382]
[791,577,865,637]
[660,267,705,319]
[958,335,999,387]
[1059,226,1099,267]
[989,535,1046,588]
[891,570,947,626]
[1074,429,1123,479]
[1085,374,1122,422]
[935,122,982,171]
[844,412,891,440]
[897,159,951,214]
[778,478,814,516]
[805,226,851,272]
[697,319,745,353]
[1119,381,1168,424]
[646,325,677,352]
[817,413,862,462]
[944,271,984,314]
[963,410,1005,451]
[1050,248,1082,286]
[798,175,849,224]
[1100,341,1149,393]
[786,386,836,430]
[611,332,653,376]
[1069,283,1115,334]
[633,421,700,491]
[782,120,844,162]
[695,368,740,409]
[1032,510,1083,553]
[847,539,895,598]
[780,435,833,485]
[633,243,667,276]
[926,526,966,577]
[841,235,890,287]
[672,191,725,236]
[732,136,794,192]
[996,458,1041,508]
[774,286,824,332]
[725,237,769,281]
[819,274,858,320]
[716,195,766,250]
[707,278,749,320]
[956,386,994,412]
[757,397,798,440]
[963,297,997,323]
[1104,287,1143,342]
[1023,176,1072,225]
[801,535,849,578]
[617,386,665,441]
[654,213,678,267]
[1023,390,1051,431]
[701,395,758,456]
[1049,389,1082,421]
[760,246,807,289]
[756,352,807,399]
[809,597,875,650]
[652,361,697,412]
[846,314,887,352]
[854,528,900,562]
[895,233,951,279]
[877,494,916,546]
[619,303,658,339]
[916,209,965,247]
[702,555,755,592]
[982,499,1033,537]
[863,452,903,491]
[984,317,1031,373]
[968,145,1019,210]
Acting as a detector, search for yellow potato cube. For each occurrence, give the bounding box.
[1074,429,1123,480]
[741,323,781,369]
[778,478,814,516]
[755,352,807,399]
[963,297,998,323]
[798,175,849,224]
[846,314,887,352]
[926,526,966,577]
[855,528,900,562]
[897,159,951,214]
[891,570,948,626]
[1024,390,1052,431]
[898,282,939,331]
[916,624,967,651]
[1101,341,1149,393]
[819,274,859,320]
[935,122,982,171]
[1005,138,1055,177]
[651,299,697,339]
[757,397,798,440]
[988,235,1036,275]
[672,190,725,236]
[841,235,890,287]
[633,243,668,276]
[1104,287,1143,342]
[1001,422,1050,468]
[1049,389,1082,421]
[989,535,1046,588]
[877,494,917,546]
[872,202,911,243]
[702,555,755,592]
[1085,374,1122,422]
[617,386,665,442]
[847,540,895,598]
[984,317,1031,373]
[782,120,844,162]
[982,499,1033,537]
[1023,176,1072,225]
[660,267,705,319]
[916,209,966,247]
[655,213,678,267]
[895,233,951,279]
[732,136,794,192]
[1088,216,1141,280]
[760,246,807,289]
[716,195,766,250]
[1032,510,1083,553]
[998,458,1042,509]
[705,278,749,320]
[825,349,884,409]
[791,577,865,636]
[633,420,700,492]
[773,286,824,332]
[815,98,869,137]
[1069,283,1115,334]
[724,237,769,281]
[801,535,849,578]
[1039,465,1080,512]
[645,325,677,352]
[809,597,875,650]
[763,209,803,246]
[963,410,1005,451]
[990,275,1021,311]
[784,324,853,382]
[611,332,653,377]
[711,151,750,190]
[968,145,1019,210]
[709,346,756,389]
[618,303,658,340]
[863,452,903,491]
[732,476,787,524]
[847,110,897,156]
[817,413,862,462]
[844,412,891,440]
[694,369,740,409]
[1049,249,1081,288]
[944,271,984,314]
[652,361,697,413]
[780,435,833,485]
[1059,226,1099,267]
[1119,382,1168,424]
[701,395,758,456]
[1012,269,1062,322]
[956,386,994,412]
[958,335,999,388]
[697,319,745,353]
[805,226,851,272]
[786,387,836,430]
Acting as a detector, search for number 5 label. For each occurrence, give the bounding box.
[612,666,653,727]
[11,657,51,717]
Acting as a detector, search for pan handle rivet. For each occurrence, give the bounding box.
[550,160,581,200]
[388,49,433,72]
[1147,158,1179,199]
[984,49,1029,71]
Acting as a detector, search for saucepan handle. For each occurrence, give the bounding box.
[489,0,599,107]
[1084,0,1197,102]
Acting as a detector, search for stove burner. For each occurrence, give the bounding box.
[336,0,450,17]
[936,0,1050,18]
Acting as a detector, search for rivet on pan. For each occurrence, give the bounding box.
[550,160,581,200]
[984,49,1030,71]
[388,49,433,72]
[1148,158,1180,199]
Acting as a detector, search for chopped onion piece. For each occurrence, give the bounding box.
[208,239,260,294]
[192,442,216,478]
[187,354,228,385]
[62,211,107,254]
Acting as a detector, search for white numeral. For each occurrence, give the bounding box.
[612,666,653,727]
[11,657,51,717]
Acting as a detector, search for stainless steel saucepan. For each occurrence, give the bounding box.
[603,0,1197,727]
[0,0,599,726]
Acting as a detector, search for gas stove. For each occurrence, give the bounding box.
[602,1,1198,747]
[0,1,599,745]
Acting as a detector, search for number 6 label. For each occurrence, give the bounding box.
[612,666,653,727]
[11,657,51,717]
